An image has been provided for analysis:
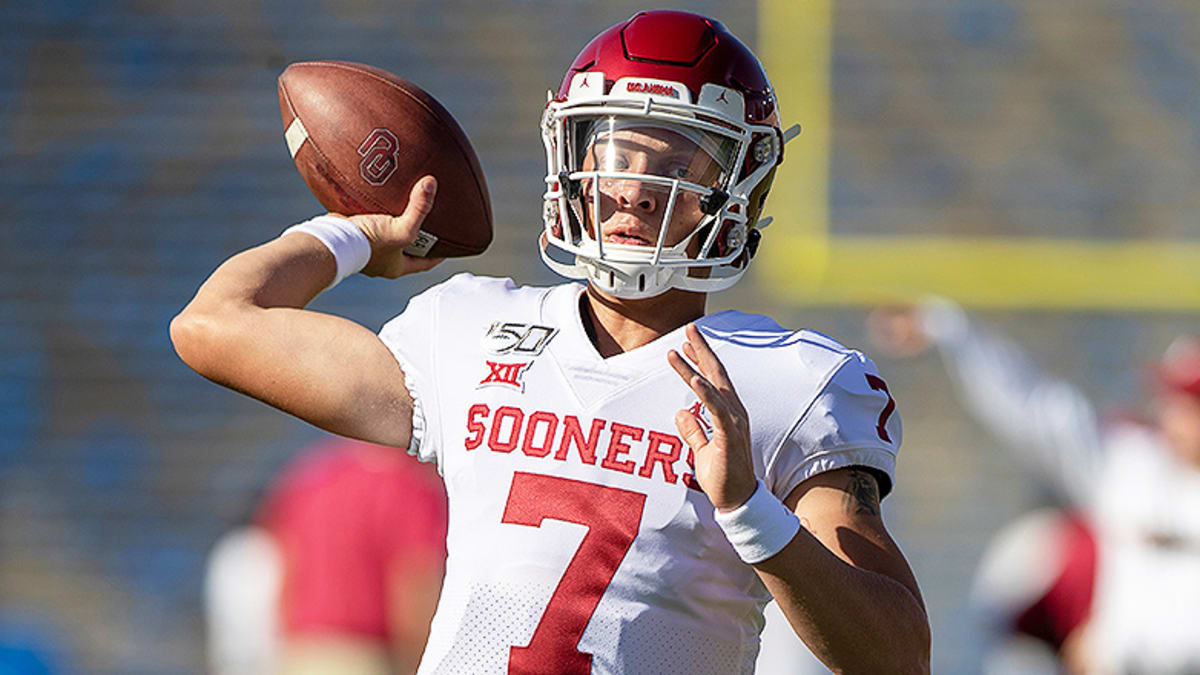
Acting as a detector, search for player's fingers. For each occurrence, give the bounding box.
[668,348,702,385]
[669,350,735,416]
[674,409,709,451]
[684,324,735,391]
[375,254,444,279]
[404,255,445,274]
[669,350,723,406]
[682,341,723,391]
[390,175,438,244]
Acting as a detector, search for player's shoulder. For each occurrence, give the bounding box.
[425,272,541,301]
[401,273,566,317]
[699,310,876,377]
[703,311,901,491]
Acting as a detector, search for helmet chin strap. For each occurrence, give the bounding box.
[539,237,674,299]
[538,234,748,299]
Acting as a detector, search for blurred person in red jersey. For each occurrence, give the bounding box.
[205,437,447,675]
[869,298,1200,674]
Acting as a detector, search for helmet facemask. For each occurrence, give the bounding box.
[540,73,783,299]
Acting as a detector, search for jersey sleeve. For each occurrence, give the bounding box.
[768,352,901,499]
[378,278,453,465]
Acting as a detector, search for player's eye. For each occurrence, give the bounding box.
[589,143,621,171]
[667,164,692,180]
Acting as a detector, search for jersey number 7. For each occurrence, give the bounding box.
[501,472,647,674]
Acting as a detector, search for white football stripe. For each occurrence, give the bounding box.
[403,229,439,257]
[285,117,309,158]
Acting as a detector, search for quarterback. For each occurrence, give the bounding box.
[172,10,930,674]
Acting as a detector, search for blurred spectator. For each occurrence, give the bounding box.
[205,437,447,675]
[868,299,1200,674]
[968,506,1096,674]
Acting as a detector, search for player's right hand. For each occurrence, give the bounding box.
[348,175,446,278]
[669,324,758,512]
[865,305,932,359]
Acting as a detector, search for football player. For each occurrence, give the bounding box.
[870,299,1200,674]
[173,10,930,674]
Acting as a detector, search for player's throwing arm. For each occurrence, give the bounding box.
[170,178,443,448]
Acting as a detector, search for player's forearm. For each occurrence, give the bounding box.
[171,233,334,381]
[171,234,416,446]
[755,530,931,675]
[187,232,336,312]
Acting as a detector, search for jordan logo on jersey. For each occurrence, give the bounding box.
[687,400,713,433]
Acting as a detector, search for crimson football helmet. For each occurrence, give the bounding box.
[540,10,799,299]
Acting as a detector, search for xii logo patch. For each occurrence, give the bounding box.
[476,321,557,393]
[479,360,531,391]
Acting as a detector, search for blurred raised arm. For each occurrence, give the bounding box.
[869,299,1103,503]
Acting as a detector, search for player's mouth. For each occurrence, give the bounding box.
[602,225,655,246]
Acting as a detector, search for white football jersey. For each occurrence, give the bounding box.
[1088,424,1200,673]
[379,274,900,675]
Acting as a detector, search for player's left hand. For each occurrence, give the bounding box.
[669,323,759,511]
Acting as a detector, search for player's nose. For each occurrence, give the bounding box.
[611,178,658,213]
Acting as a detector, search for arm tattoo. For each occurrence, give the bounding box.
[843,469,880,516]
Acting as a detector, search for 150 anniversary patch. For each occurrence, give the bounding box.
[481,322,558,356]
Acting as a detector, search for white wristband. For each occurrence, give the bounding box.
[282,215,371,290]
[713,479,801,564]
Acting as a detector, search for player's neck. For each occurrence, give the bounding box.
[580,285,706,358]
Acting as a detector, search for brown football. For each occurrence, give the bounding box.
[278,60,492,258]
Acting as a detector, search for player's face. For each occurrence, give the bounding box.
[579,127,725,252]
[1159,391,1200,466]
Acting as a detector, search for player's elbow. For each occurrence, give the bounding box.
[841,641,928,675]
[170,305,237,380]
[894,620,931,675]
[911,636,932,675]
[846,613,930,675]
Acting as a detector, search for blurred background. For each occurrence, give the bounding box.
[2,0,1198,673]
